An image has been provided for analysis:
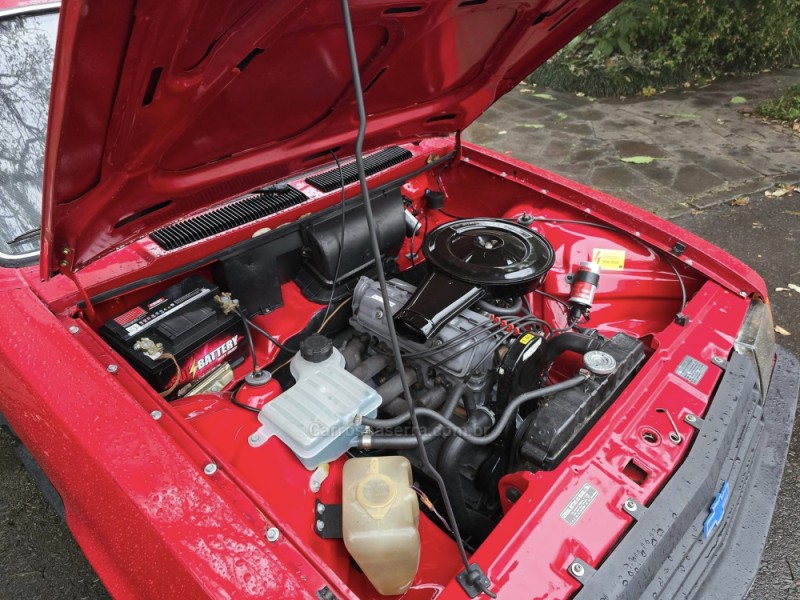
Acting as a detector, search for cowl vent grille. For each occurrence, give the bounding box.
[151,186,307,250]
[305,146,413,192]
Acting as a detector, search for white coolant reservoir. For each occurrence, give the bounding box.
[342,456,421,595]
[248,335,381,469]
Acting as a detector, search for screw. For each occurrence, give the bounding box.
[107,364,118,374]
[249,434,260,444]
[61,247,70,255]
[310,479,321,493]
[266,527,280,542]
[316,520,325,531]
[150,410,162,420]
[317,504,326,515]
[203,463,218,476]
[739,290,747,297]
[59,260,68,267]
[68,325,79,334]
[375,310,383,320]
[685,413,697,423]
[569,562,585,578]
[624,499,638,512]
[712,356,724,365]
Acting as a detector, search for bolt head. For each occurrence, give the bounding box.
[316,519,325,531]
[266,527,280,542]
[310,480,321,493]
[570,562,585,577]
[107,364,118,374]
[249,434,260,444]
[624,499,637,512]
[150,410,162,420]
[317,503,326,515]
[685,414,697,423]
[68,325,79,334]
[375,310,383,320]
[203,463,218,476]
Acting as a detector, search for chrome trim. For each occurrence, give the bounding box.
[0,2,59,19]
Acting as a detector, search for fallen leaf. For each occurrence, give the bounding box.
[620,156,657,164]
[556,112,568,121]
[765,188,789,197]
[730,196,750,206]
[519,88,533,93]
[522,123,545,129]
[729,96,747,104]
[792,122,800,131]
[775,325,791,336]
[789,283,800,294]
[775,287,790,292]
[532,93,556,100]
[575,92,585,97]
[785,210,800,216]
[641,86,657,97]
[498,130,507,135]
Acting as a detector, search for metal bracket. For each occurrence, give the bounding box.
[456,563,494,598]
[622,497,646,521]
[711,356,729,370]
[684,413,704,430]
[314,500,343,539]
[567,558,596,584]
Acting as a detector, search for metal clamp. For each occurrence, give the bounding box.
[622,497,646,521]
[567,558,596,585]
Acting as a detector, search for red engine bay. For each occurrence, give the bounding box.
[30,138,756,599]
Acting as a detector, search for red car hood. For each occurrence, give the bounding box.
[41,0,618,278]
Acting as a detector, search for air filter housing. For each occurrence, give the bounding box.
[394,219,555,343]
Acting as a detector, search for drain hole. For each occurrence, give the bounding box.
[641,429,659,445]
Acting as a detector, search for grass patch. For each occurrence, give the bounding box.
[756,85,800,124]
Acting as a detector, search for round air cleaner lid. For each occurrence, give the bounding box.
[422,219,555,294]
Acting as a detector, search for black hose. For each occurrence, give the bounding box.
[543,331,605,365]
[476,297,522,316]
[362,374,588,447]
[361,384,466,450]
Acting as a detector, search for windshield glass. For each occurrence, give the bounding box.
[0,10,57,263]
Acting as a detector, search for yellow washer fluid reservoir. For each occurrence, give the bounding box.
[248,337,381,469]
[342,456,421,595]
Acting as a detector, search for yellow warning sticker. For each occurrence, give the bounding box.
[518,333,535,345]
[591,248,626,270]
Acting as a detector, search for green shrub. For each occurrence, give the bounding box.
[756,84,800,122]
[531,0,800,97]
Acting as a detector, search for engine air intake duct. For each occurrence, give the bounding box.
[393,219,555,343]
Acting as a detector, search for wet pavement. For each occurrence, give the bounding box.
[465,68,800,218]
[0,70,799,599]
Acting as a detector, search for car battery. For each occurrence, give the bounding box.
[101,275,247,397]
